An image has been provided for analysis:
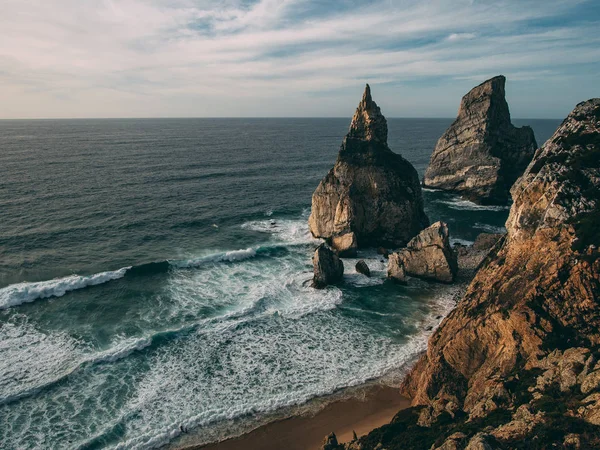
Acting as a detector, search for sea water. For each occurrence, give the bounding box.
[0,118,559,449]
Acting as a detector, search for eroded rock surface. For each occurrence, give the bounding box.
[312,244,344,288]
[309,84,429,250]
[424,75,537,205]
[389,221,458,283]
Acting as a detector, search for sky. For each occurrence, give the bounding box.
[1,0,599,119]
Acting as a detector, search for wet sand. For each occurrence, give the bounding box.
[179,385,410,450]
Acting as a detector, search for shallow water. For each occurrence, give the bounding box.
[0,118,560,449]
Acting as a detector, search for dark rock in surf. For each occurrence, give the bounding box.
[322,432,340,450]
[309,84,429,251]
[312,244,344,288]
[355,260,371,277]
[377,247,389,258]
[424,75,537,205]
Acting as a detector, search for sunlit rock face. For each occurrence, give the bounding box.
[398,99,600,443]
[309,84,429,250]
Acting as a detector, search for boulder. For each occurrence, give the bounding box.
[331,231,358,257]
[390,221,458,283]
[309,84,429,249]
[387,253,406,283]
[321,432,339,450]
[355,260,371,277]
[424,75,537,204]
[312,244,344,289]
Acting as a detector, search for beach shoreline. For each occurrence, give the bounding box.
[174,384,410,450]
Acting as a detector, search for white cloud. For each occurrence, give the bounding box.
[446,33,477,41]
[0,0,597,118]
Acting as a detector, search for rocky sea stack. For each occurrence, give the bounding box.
[312,243,344,289]
[424,75,538,205]
[309,85,429,253]
[323,99,600,448]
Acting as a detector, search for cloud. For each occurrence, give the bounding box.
[0,0,598,118]
[446,33,477,41]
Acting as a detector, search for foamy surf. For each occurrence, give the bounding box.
[435,198,510,211]
[172,247,259,268]
[0,267,129,309]
[474,222,507,233]
[241,217,319,245]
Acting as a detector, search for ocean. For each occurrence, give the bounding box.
[0,118,560,449]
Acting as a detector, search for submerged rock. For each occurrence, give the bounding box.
[377,246,389,258]
[309,84,429,251]
[424,75,537,205]
[312,244,344,288]
[389,221,458,283]
[355,260,371,277]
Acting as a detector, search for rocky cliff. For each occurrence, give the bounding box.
[309,85,429,251]
[423,75,538,205]
[324,99,600,449]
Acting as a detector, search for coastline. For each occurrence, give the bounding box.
[175,384,410,450]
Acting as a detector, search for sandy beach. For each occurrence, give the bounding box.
[178,385,410,450]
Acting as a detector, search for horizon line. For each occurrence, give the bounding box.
[0,116,563,121]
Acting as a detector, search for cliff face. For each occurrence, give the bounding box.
[309,85,429,249]
[326,99,600,449]
[424,76,538,205]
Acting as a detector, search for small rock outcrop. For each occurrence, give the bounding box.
[309,84,429,251]
[424,75,537,205]
[322,433,340,450]
[387,253,406,283]
[355,260,370,277]
[312,244,344,288]
[389,221,458,283]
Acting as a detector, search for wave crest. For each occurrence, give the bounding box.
[0,268,129,309]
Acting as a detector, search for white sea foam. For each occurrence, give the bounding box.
[436,198,510,211]
[0,267,129,309]
[241,217,319,245]
[109,309,429,450]
[1,209,466,450]
[0,321,156,407]
[451,238,475,246]
[90,336,153,365]
[173,248,259,268]
[474,222,507,233]
[341,254,387,287]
